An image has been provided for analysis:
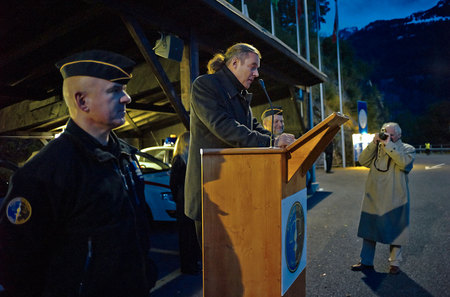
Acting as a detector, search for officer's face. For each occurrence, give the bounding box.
[230,52,260,89]
[85,78,131,129]
[264,115,284,136]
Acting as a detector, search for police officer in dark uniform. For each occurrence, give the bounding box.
[0,50,157,297]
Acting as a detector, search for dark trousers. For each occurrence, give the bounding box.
[194,220,202,251]
[325,153,333,172]
[176,204,201,273]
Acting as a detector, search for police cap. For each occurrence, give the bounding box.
[261,106,283,120]
[55,50,135,85]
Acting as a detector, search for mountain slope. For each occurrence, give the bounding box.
[343,0,449,143]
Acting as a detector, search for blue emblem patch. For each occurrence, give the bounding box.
[6,197,32,225]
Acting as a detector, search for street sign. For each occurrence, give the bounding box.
[357,101,368,134]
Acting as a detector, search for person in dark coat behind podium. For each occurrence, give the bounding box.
[325,141,334,173]
[0,50,157,297]
[184,43,295,243]
[170,131,201,274]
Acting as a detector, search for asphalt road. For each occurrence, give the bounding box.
[149,153,449,297]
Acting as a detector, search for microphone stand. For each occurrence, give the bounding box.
[258,79,275,148]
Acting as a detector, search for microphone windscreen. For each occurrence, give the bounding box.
[258,79,265,88]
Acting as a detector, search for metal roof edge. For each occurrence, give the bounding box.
[201,0,327,85]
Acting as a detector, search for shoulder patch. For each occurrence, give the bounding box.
[6,197,32,225]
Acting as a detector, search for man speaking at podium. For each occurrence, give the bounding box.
[185,43,295,242]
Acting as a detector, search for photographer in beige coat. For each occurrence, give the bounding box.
[351,122,415,275]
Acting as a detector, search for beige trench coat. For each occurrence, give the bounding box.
[357,139,415,244]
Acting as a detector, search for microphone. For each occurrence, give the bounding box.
[258,79,275,148]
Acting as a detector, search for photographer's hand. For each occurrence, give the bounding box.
[374,133,382,143]
[374,133,391,145]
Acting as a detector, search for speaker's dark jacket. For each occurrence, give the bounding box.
[185,67,271,221]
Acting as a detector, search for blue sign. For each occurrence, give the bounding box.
[357,101,368,134]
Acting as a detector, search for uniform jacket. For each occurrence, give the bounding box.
[0,119,155,297]
[357,139,415,244]
[185,67,271,220]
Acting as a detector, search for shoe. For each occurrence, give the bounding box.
[326,170,334,173]
[389,265,400,275]
[351,262,374,271]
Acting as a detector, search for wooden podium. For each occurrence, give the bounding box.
[201,113,348,297]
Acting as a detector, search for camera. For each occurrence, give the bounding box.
[379,128,389,140]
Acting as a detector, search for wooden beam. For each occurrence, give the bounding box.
[121,14,190,129]
[0,132,55,139]
[0,85,51,101]
[180,30,200,114]
[0,97,68,134]
[125,111,142,136]
[126,103,175,114]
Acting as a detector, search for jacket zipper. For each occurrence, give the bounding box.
[125,163,140,206]
[113,161,129,191]
[79,237,93,297]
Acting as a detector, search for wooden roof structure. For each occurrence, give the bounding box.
[0,0,326,137]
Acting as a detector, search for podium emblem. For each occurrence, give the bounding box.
[281,188,307,294]
[285,201,305,272]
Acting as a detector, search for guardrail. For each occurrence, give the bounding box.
[414,144,450,153]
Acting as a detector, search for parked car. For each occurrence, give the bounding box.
[141,146,174,165]
[135,151,176,222]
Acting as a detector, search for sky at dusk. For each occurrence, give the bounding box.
[320,0,440,36]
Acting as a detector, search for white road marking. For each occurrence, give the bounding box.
[425,163,445,170]
[150,248,179,255]
[150,268,182,292]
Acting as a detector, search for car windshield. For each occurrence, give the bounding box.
[142,146,174,164]
[135,151,170,174]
